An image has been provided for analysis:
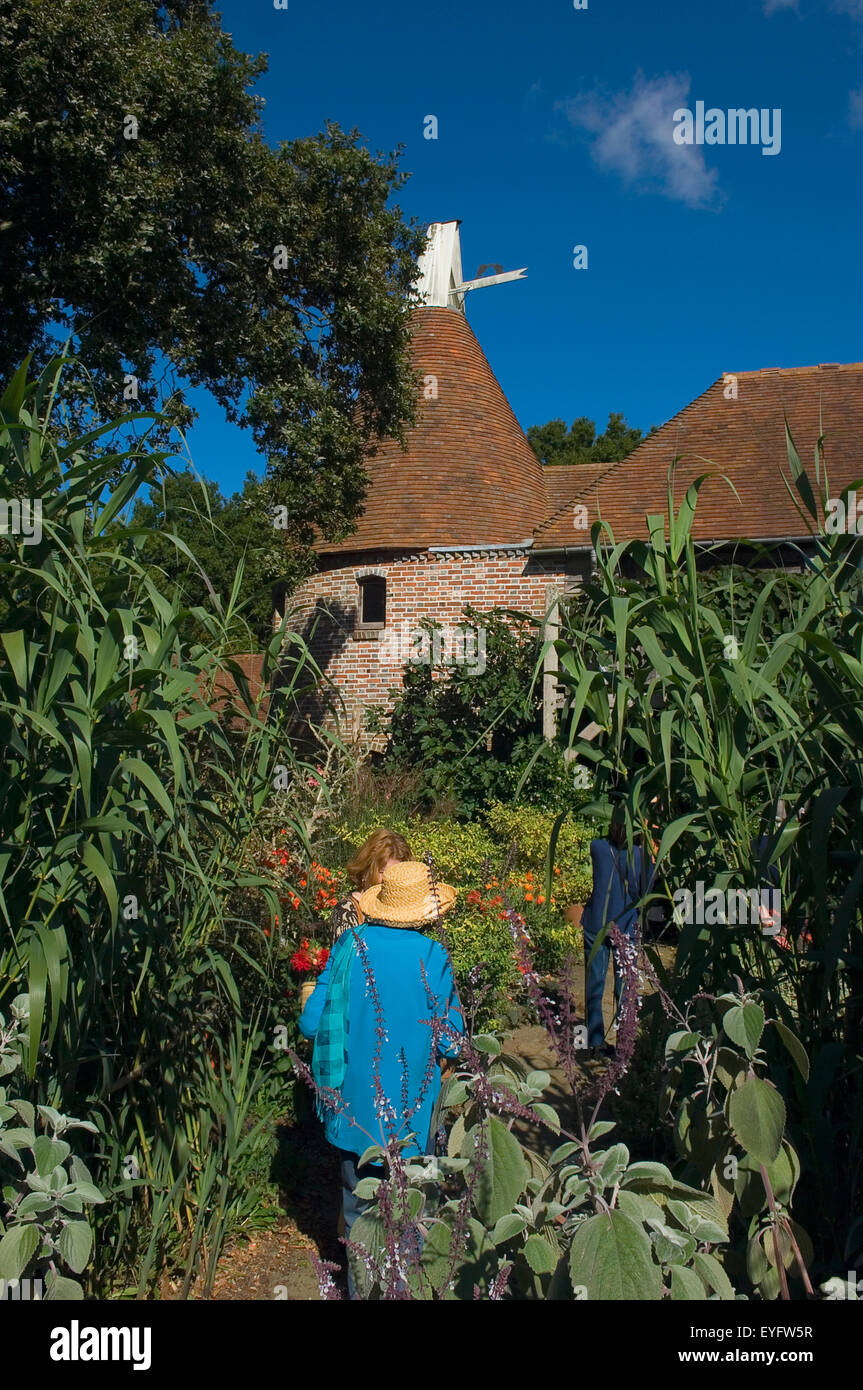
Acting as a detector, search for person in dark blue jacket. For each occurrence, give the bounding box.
[299,860,464,1296]
[580,813,651,1057]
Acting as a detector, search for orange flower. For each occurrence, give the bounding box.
[536,895,546,905]
[524,892,534,903]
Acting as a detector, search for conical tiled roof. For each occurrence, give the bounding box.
[317,307,545,553]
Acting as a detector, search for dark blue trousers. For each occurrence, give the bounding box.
[583,923,636,1047]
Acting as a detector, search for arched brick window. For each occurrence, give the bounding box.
[357,574,386,629]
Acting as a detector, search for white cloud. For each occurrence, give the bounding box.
[850,87,863,124]
[557,72,722,210]
[764,0,863,18]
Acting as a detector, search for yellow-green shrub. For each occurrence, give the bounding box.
[483,802,599,901]
[327,813,498,882]
[442,905,520,1028]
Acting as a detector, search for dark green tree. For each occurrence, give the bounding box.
[528,412,655,467]
[0,0,427,553]
[127,467,307,649]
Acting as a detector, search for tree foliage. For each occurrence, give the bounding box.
[128,467,310,649]
[528,412,654,468]
[0,0,426,552]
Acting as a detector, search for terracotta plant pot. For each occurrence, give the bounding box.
[564,902,583,929]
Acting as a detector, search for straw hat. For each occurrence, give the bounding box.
[356,861,456,927]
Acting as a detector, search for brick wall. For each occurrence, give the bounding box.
[277,547,589,734]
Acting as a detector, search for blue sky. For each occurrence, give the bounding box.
[185,0,863,495]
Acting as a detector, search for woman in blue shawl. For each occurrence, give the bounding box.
[299,860,464,1296]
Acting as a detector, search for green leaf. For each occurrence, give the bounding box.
[722,1003,765,1059]
[66,1182,105,1205]
[490,1214,526,1245]
[596,1143,629,1186]
[693,1251,735,1300]
[654,814,701,871]
[44,1271,85,1300]
[472,1117,527,1228]
[10,1099,35,1128]
[523,1234,557,1275]
[525,1070,550,1091]
[772,1019,810,1082]
[32,1135,71,1177]
[81,841,119,925]
[57,1219,93,1275]
[0,1223,39,1279]
[120,757,175,819]
[353,1177,381,1200]
[15,1193,55,1217]
[617,1189,663,1224]
[665,1030,700,1057]
[530,1103,560,1134]
[473,1034,502,1056]
[728,1076,785,1167]
[447,1116,466,1159]
[621,1161,675,1189]
[445,1079,470,1107]
[0,631,30,693]
[356,1143,384,1169]
[670,1265,705,1300]
[588,1121,616,1142]
[569,1210,662,1301]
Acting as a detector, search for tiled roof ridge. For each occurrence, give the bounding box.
[534,460,625,539]
[532,374,739,540]
[541,363,863,521]
[730,361,863,378]
[531,360,863,551]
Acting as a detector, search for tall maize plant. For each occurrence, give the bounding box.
[0,357,321,1293]
[552,434,863,1274]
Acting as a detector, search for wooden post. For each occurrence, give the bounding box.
[543,583,561,741]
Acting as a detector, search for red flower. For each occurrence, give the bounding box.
[290,937,329,975]
[466,889,482,906]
